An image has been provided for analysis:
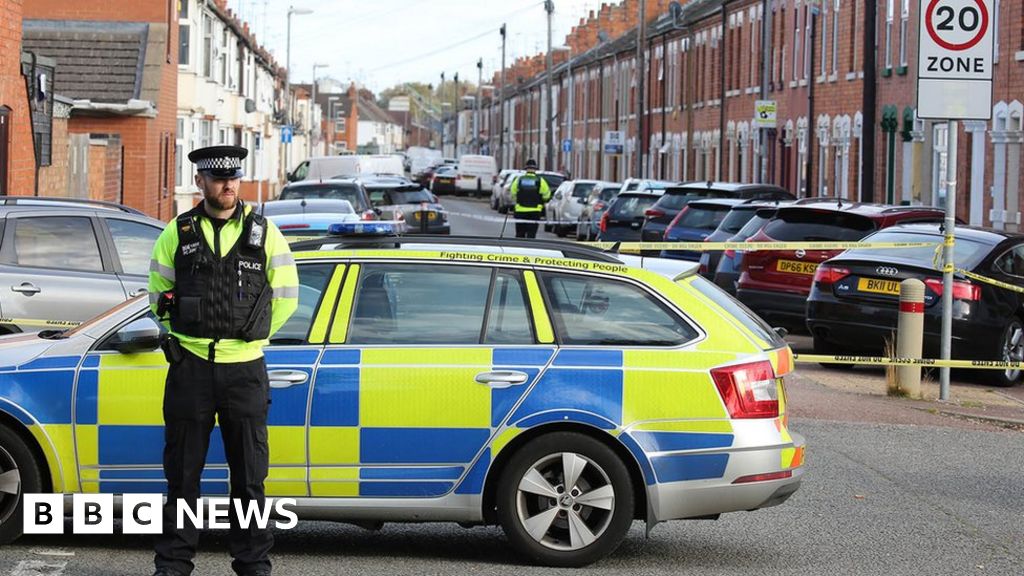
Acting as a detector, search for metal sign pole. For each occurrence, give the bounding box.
[939,120,957,401]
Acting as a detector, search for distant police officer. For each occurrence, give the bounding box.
[148,145,298,576]
[509,158,551,238]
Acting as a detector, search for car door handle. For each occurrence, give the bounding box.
[267,370,308,389]
[129,288,148,298]
[474,370,530,388]
[11,283,40,295]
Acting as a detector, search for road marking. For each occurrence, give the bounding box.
[11,560,67,576]
[28,549,74,558]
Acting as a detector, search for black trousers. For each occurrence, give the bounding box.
[155,353,272,576]
[514,210,542,238]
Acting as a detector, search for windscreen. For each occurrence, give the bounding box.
[572,183,596,198]
[676,204,734,230]
[842,230,990,268]
[717,207,759,234]
[655,189,721,210]
[763,209,876,241]
[610,194,658,218]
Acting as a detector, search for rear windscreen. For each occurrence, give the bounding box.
[610,195,658,218]
[655,189,722,211]
[764,209,875,241]
[572,183,596,198]
[676,204,734,230]
[843,230,989,268]
[717,208,759,234]
[687,275,786,348]
[734,212,773,240]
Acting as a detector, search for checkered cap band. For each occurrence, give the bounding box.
[195,156,243,171]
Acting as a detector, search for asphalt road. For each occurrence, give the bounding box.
[4,196,1021,575]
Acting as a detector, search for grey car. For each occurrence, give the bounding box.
[0,197,165,334]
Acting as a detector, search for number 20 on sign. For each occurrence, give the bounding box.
[917,0,994,120]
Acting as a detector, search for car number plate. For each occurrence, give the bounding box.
[857,277,901,295]
[427,212,436,221]
[461,175,475,180]
[776,259,818,275]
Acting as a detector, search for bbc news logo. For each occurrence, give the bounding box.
[23,494,298,534]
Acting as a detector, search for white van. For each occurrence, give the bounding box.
[455,154,497,195]
[356,154,405,177]
[289,156,362,181]
[407,147,443,177]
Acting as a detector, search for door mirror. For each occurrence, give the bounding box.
[109,317,163,354]
[577,196,589,205]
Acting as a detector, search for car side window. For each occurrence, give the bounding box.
[484,270,534,344]
[348,263,492,345]
[13,216,103,272]
[539,272,698,346]
[106,219,162,276]
[271,263,336,345]
[994,245,1024,278]
[293,161,309,180]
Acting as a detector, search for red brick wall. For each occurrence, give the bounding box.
[25,0,178,221]
[0,0,35,196]
[37,115,68,195]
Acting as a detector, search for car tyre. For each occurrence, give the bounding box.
[993,318,1024,387]
[813,336,854,370]
[0,425,43,545]
[497,432,634,568]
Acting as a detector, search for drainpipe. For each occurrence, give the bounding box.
[719,3,729,181]
[861,0,877,202]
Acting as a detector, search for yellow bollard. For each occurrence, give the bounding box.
[896,278,926,398]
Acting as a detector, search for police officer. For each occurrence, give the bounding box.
[508,158,551,238]
[148,145,298,576]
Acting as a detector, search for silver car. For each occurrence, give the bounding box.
[0,197,165,334]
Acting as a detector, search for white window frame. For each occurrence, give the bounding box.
[793,3,802,82]
[899,0,909,68]
[885,0,894,70]
[831,0,840,77]
[819,0,828,78]
[202,12,214,79]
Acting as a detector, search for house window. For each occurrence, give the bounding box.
[177,0,188,18]
[219,28,229,86]
[899,0,909,67]
[200,120,212,148]
[750,7,758,89]
[175,118,184,187]
[820,0,828,78]
[793,5,801,82]
[202,13,214,78]
[336,117,346,133]
[885,0,894,70]
[803,6,811,80]
[831,0,840,75]
[178,24,190,66]
[849,0,858,73]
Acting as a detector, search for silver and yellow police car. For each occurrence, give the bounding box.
[0,228,804,567]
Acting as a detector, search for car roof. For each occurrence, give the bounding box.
[0,196,148,216]
[261,199,355,214]
[686,198,749,208]
[268,212,360,227]
[872,222,1024,245]
[779,198,946,217]
[615,189,665,198]
[283,179,363,189]
[674,181,788,193]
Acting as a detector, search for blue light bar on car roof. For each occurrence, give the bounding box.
[327,221,401,237]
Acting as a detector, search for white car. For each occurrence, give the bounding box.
[544,180,610,237]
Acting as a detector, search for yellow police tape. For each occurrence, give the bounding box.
[956,268,1024,294]
[0,317,81,328]
[584,240,938,252]
[795,354,1024,370]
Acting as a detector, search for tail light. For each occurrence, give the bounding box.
[924,278,981,301]
[644,208,665,219]
[711,360,779,419]
[599,211,609,233]
[699,260,708,275]
[593,201,606,211]
[664,207,688,236]
[724,249,736,259]
[361,210,378,221]
[733,470,794,484]
[812,265,851,285]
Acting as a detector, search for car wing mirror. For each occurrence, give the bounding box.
[110,317,163,354]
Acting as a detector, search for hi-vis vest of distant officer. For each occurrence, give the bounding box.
[511,172,550,213]
[171,204,271,341]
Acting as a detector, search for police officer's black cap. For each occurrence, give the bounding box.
[188,145,248,178]
[524,158,538,169]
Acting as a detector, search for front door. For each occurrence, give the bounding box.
[308,261,552,498]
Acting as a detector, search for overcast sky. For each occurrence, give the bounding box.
[227,0,601,93]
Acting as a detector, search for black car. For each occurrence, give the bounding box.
[279,179,376,220]
[365,182,450,235]
[640,182,794,254]
[597,190,663,242]
[708,205,785,294]
[430,165,459,195]
[806,223,1024,387]
[696,201,795,279]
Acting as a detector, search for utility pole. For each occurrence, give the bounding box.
[310,63,327,158]
[759,0,771,183]
[635,0,647,179]
[476,58,483,154]
[440,72,446,154]
[499,24,507,168]
[861,0,876,202]
[544,1,555,170]
[807,4,817,196]
[454,72,460,157]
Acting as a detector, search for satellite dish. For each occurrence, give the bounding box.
[244,98,256,113]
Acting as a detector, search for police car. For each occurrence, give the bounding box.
[0,226,804,567]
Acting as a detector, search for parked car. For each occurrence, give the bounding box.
[278,179,377,220]
[659,198,748,260]
[364,182,450,235]
[706,204,792,292]
[356,154,406,177]
[288,156,361,181]
[617,178,677,195]
[806,224,1024,386]
[0,197,164,334]
[575,182,621,241]
[430,165,460,195]
[455,154,497,197]
[490,169,521,211]
[641,182,795,254]
[498,171,566,213]
[597,189,665,242]
[736,200,949,331]
[544,179,604,237]
[0,235,803,565]
[262,199,362,239]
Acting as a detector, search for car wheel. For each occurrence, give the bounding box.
[497,432,634,568]
[555,225,568,238]
[813,336,854,370]
[993,318,1024,387]
[0,425,43,545]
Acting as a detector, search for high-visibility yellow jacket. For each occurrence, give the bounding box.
[509,170,552,213]
[148,202,299,363]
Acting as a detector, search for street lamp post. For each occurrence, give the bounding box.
[475,59,483,154]
[310,62,327,158]
[285,6,312,173]
[553,45,572,175]
[544,0,554,170]
[439,72,446,154]
[327,95,340,155]
[453,72,460,157]
[499,24,507,169]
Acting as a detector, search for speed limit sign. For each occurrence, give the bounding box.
[917,0,994,119]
